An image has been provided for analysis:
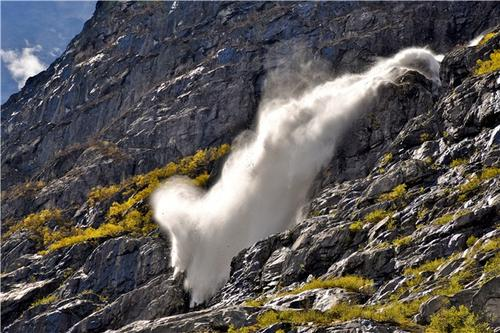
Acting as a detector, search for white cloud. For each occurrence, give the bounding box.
[0,45,46,89]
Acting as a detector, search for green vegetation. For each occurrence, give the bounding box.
[374,241,391,250]
[79,289,109,303]
[2,209,76,250]
[44,145,230,254]
[434,270,472,296]
[450,158,468,168]
[6,145,231,255]
[193,171,211,187]
[350,209,394,233]
[457,166,500,201]
[432,214,454,226]
[466,235,478,247]
[483,252,500,280]
[481,166,500,180]
[378,184,407,202]
[363,209,394,224]
[423,157,434,166]
[231,298,427,332]
[417,207,429,221]
[481,237,499,252]
[426,306,492,333]
[41,222,129,254]
[404,258,445,287]
[309,210,321,217]
[30,294,58,309]
[283,275,374,296]
[243,298,267,307]
[4,209,62,239]
[236,256,490,333]
[458,176,481,201]
[420,132,431,142]
[349,220,364,232]
[475,49,500,75]
[393,235,413,248]
[87,185,121,206]
[432,210,469,226]
[381,152,393,166]
[478,32,498,46]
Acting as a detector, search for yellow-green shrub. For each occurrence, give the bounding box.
[458,167,500,201]
[481,166,500,180]
[4,209,62,237]
[417,207,429,221]
[420,133,431,142]
[475,49,500,75]
[404,258,445,287]
[393,235,413,248]
[349,220,363,232]
[381,152,393,166]
[458,176,480,196]
[378,184,407,202]
[40,144,231,254]
[426,306,492,333]
[235,297,426,332]
[478,32,497,46]
[363,209,393,224]
[483,252,500,280]
[466,235,478,247]
[4,209,70,249]
[243,298,267,307]
[481,237,499,252]
[432,210,469,226]
[432,214,454,226]
[450,158,468,168]
[87,185,121,206]
[284,275,374,295]
[434,270,472,296]
[41,223,126,254]
[192,171,210,187]
[30,294,58,309]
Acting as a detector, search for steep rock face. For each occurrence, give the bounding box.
[1,2,500,333]
[2,1,499,223]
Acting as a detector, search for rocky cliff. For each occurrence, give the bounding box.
[1,2,499,333]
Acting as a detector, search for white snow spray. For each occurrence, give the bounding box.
[152,48,441,306]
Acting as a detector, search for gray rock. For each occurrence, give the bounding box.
[327,248,396,279]
[4,294,104,333]
[1,279,61,326]
[59,237,170,301]
[472,277,500,325]
[69,274,187,333]
[415,295,449,324]
[2,3,500,333]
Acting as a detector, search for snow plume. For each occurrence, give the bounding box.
[152,48,441,306]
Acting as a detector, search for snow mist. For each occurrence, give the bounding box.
[152,48,441,306]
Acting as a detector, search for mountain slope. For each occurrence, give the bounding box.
[1,2,499,333]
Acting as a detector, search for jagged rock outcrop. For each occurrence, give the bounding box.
[1,2,499,333]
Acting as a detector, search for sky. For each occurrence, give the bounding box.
[1,1,96,104]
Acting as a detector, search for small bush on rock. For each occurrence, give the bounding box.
[378,184,407,202]
[426,306,492,333]
[349,220,364,232]
[30,294,58,309]
[450,158,468,168]
[364,209,393,224]
[285,275,374,295]
[478,32,497,46]
[475,49,500,76]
